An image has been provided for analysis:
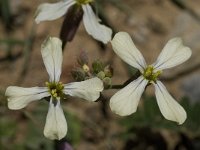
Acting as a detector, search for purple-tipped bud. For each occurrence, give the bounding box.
[60,5,83,49]
[55,140,73,150]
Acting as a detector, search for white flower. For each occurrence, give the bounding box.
[110,32,192,124]
[35,0,112,44]
[5,37,103,140]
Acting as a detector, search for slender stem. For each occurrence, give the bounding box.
[105,70,141,90]
[110,84,124,89]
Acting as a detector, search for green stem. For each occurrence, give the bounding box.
[106,70,141,90]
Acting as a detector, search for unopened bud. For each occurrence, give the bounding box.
[92,60,104,74]
[55,139,73,150]
[97,71,106,80]
[82,64,90,73]
[103,77,112,88]
[71,68,86,81]
[104,65,113,78]
[60,5,83,48]
[77,51,89,66]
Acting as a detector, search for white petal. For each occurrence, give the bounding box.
[111,32,146,72]
[5,86,49,110]
[44,98,67,140]
[110,76,148,116]
[153,37,192,71]
[82,4,112,44]
[64,77,103,101]
[154,81,187,124]
[41,37,63,82]
[35,0,76,24]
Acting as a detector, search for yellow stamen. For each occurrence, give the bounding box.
[46,82,64,99]
[143,65,162,83]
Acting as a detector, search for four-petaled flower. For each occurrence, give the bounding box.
[5,37,103,140]
[35,0,112,44]
[110,32,192,124]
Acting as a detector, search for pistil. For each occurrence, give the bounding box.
[143,65,162,83]
[46,82,64,98]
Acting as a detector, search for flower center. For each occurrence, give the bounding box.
[143,65,162,83]
[46,82,64,98]
[76,0,93,5]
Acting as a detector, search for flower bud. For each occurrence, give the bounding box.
[82,64,90,73]
[104,65,113,78]
[77,51,89,66]
[60,5,83,48]
[103,77,112,88]
[97,71,105,80]
[92,60,104,74]
[71,68,86,81]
